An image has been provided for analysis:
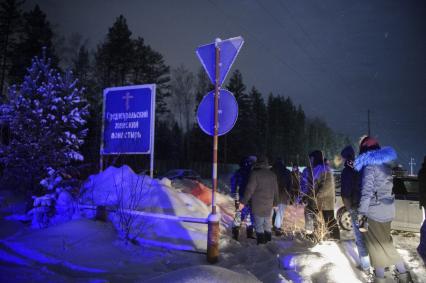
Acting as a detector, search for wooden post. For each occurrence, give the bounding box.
[207,39,221,263]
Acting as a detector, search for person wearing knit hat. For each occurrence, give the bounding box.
[359,136,381,155]
[355,136,412,282]
[417,155,426,265]
[340,145,371,274]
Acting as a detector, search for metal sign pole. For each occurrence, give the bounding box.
[207,39,221,264]
[99,89,107,173]
[150,85,156,178]
[212,42,220,215]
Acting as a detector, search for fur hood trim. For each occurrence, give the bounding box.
[354,146,397,171]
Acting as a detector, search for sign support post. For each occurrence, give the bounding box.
[196,35,244,264]
[212,40,220,215]
[207,39,221,264]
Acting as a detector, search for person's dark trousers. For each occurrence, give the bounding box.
[264,231,272,242]
[272,210,276,227]
[232,227,239,241]
[322,210,340,240]
[246,226,255,239]
[256,233,266,245]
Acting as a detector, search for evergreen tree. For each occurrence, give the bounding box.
[225,69,253,163]
[0,0,24,100]
[0,49,89,192]
[293,105,306,165]
[249,86,267,156]
[9,5,58,84]
[72,44,101,165]
[72,45,91,86]
[95,15,134,87]
[132,37,170,116]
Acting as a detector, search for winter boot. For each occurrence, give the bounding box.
[256,233,266,245]
[232,227,240,241]
[264,231,272,242]
[395,271,413,283]
[246,226,256,239]
[274,227,284,236]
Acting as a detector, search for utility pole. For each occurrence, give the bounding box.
[367,109,371,136]
[409,157,416,176]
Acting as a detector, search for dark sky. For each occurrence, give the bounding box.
[27,0,426,171]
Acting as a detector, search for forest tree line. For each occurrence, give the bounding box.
[0,1,350,176]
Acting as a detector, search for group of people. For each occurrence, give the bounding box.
[230,136,417,282]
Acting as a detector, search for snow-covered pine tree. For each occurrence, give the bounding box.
[0,48,89,192]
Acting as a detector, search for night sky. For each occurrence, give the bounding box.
[26,0,426,171]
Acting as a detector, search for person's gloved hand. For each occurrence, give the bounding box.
[357,215,368,232]
[234,200,240,210]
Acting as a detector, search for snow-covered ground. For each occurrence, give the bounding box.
[0,166,425,282]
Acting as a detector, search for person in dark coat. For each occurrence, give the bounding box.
[417,156,426,265]
[240,155,279,244]
[231,156,256,241]
[340,145,371,272]
[271,158,292,235]
[355,136,412,282]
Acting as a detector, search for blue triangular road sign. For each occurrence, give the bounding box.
[196,36,244,87]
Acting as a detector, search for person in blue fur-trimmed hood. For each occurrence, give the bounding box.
[355,136,412,283]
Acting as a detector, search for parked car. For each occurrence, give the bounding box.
[335,174,423,232]
[161,169,202,181]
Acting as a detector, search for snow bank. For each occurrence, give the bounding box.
[81,165,213,251]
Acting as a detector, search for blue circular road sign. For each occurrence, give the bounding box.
[197,89,238,136]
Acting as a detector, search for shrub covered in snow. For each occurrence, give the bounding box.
[30,194,56,228]
[42,166,82,219]
[0,48,89,193]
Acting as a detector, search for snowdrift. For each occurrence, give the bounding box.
[81,165,214,251]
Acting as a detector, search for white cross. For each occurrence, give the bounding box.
[122,92,134,111]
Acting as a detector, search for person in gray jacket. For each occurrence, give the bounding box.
[355,136,412,283]
[240,155,279,244]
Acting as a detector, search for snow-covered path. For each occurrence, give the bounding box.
[1,216,425,282]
